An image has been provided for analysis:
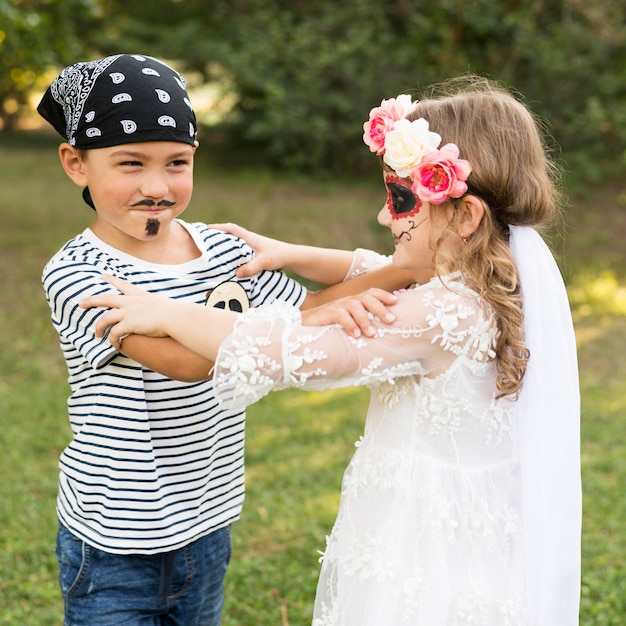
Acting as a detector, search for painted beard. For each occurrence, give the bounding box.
[145,218,161,236]
[132,199,174,236]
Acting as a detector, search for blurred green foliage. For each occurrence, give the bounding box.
[0,0,99,128]
[2,0,625,176]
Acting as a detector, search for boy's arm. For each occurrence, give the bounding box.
[44,264,214,382]
[82,282,237,362]
[119,335,214,381]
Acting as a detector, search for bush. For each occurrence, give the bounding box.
[8,0,626,177]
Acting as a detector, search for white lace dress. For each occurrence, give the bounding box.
[214,270,528,626]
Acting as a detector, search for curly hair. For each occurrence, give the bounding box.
[407,76,564,398]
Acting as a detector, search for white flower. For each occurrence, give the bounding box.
[383,118,441,177]
[395,93,418,113]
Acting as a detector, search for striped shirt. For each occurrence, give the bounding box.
[43,220,306,554]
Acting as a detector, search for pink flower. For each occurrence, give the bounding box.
[363,95,415,155]
[411,144,472,204]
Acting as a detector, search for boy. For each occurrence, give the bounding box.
[38,53,409,625]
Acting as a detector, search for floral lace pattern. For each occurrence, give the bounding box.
[213,266,527,625]
[344,247,392,280]
[214,273,498,408]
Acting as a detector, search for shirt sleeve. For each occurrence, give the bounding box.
[213,280,497,410]
[248,268,307,309]
[43,260,127,369]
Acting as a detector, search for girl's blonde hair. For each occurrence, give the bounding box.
[408,75,563,398]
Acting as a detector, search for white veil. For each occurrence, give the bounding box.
[509,226,582,625]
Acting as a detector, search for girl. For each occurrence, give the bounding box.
[82,76,581,625]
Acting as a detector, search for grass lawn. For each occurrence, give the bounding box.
[0,131,624,625]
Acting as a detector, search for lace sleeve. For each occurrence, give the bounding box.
[213,277,498,410]
[344,248,392,280]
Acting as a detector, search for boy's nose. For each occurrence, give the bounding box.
[140,173,169,199]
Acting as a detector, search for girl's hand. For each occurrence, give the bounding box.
[301,288,398,338]
[209,222,297,278]
[79,275,173,348]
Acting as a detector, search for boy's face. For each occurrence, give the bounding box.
[76,141,196,248]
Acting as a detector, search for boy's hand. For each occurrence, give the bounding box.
[301,288,398,338]
[209,222,296,277]
[79,275,171,348]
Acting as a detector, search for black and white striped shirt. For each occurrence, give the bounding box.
[43,221,306,554]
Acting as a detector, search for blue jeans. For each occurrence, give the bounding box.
[56,523,232,626]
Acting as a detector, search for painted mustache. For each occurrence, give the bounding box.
[132,199,176,207]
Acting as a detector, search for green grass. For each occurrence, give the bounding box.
[1,131,625,625]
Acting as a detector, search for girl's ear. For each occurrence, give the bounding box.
[457,195,485,239]
[58,143,88,187]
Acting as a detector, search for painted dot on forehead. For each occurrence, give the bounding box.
[385,175,422,219]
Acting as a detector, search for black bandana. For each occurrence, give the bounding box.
[37,54,197,149]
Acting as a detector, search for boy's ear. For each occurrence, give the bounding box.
[458,195,485,238]
[58,143,88,187]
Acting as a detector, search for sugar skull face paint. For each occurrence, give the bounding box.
[385,175,422,219]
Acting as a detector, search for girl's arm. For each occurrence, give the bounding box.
[210,222,354,285]
[301,263,422,309]
[210,223,424,309]
[82,275,486,413]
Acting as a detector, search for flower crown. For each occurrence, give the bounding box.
[363,94,471,204]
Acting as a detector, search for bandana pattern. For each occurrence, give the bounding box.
[38,54,197,149]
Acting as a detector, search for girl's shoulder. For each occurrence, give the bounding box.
[399,272,481,304]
